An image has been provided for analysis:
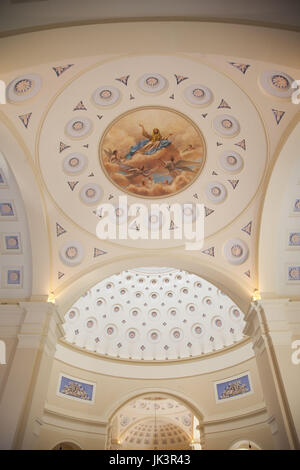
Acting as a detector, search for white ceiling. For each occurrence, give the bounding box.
[0,0,299,33]
[62,267,246,361]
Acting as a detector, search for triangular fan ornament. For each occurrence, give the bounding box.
[244,270,251,278]
[97,115,103,120]
[228,179,239,189]
[193,193,199,199]
[18,112,32,129]
[272,109,285,125]
[174,74,189,85]
[73,101,87,111]
[202,247,215,257]
[116,75,130,86]
[59,141,70,153]
[58,271,65,280]
[56,223,67,237]
[88,172,94,177]
[129,94,135,100]
[53,64,74,77]
[202,113,208,118]
[235,139,246,150]
[205,207,214,217]
[212,171,218,176]
[216,142,223,147]
[228,62,250,74]
[67,181,79,191]
[218,99,231,109]
[242,221,252,236]
[94,248,107,258]
[108,194,114,200]
[169,94,175,99]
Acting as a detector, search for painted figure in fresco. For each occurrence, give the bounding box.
[117,163,156,180]
[125,123,173,160]
[104,148,125,164]
[159,156,203,179]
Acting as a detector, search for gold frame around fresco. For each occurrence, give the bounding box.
[99,105,207,200]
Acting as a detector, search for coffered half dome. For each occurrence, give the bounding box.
[62,267,246,361]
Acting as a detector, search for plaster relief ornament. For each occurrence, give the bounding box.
[65,117,92,139]
[205,182,227,204]
[219,150,243,173]
[63,153,87,174]
[100,107,205,198]
[59,241,84,266]
[259,70,295,99]
[223,239,249,265]
[80,184,103,205]
[67,308,79,321]
[7,73,42,103]
[92,85,121,107]
[213,114,240,137]
[171,328,182,341]
[184,84,213,106]
[193,324,204,336]
[86,318,96,329]
[138,73,168,94]
[229,306,242,321]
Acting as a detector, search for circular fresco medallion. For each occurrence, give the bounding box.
[99,107,206,198]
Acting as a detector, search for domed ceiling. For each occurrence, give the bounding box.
[120,419,191,450]
[112,394,194,450]
[1,47,299,303]
[62,267,245,360]
[38,55,266,251]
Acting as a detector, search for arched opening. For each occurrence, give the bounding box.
[229,439,261,450]
[52,441,82,450]
[106,391,202,450]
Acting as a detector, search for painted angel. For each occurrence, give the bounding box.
[125,123,173,160]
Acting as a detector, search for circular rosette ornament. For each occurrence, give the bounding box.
[224,238,249,265]
[7,73,42,103]
[184,84,213,106]
[219,150,243,173]
[92,86,121,107]
[213,114,240,137]
[65,117,93,139]
[59,241,84,266]
[205,182,227,204]
[259,70,295,99]
[138,73,168,94]
[80,184,103,205]
[63,153,87,174]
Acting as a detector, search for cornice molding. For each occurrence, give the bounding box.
[0,17,299,39]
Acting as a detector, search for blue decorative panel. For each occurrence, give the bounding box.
[5,235,20,250]
[216,374,251,401]
[289,233,300,246]
[7,269,21,285]
[0,169,6,185]
[293,199,300,212]
[59,375,94,402]
[288,266,300,281]
[0,202,14,216]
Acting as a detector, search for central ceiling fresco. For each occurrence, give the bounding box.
[100,106,205,198]
[38,55,267,249]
